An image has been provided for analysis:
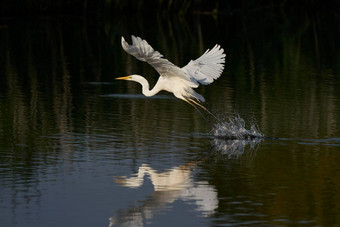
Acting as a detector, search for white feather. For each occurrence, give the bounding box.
[181,45,226,85]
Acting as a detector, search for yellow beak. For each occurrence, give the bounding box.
[115,76,131,80]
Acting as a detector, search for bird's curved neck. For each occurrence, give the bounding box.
[136,75,161,97]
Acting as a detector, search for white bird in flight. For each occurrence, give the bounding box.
[116,35,225,119]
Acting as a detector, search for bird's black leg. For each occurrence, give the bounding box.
[183,99,210,122]
[188,99,222,123]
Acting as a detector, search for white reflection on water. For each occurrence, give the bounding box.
[111,162,217,226]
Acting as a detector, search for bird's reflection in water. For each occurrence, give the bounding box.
[111,162,217,227]
[110,138,263,226]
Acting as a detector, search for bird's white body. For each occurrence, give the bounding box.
[129,74,205,102]
[116,35,225,115]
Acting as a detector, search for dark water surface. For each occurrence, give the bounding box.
[0,12,339,226]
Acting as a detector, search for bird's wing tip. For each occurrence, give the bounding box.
[121,36,126,46]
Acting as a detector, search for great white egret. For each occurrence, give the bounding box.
[116,35,225,119]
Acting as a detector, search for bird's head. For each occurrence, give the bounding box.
[115,75,133,81]
[115,75,148,86]
[115,75,145,82]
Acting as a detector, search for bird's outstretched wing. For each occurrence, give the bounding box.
[121,36,195,85]
[181,45,225,85]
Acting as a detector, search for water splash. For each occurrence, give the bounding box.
[211,115,264,158]
[211,138,262,159]
[212,115,264,140]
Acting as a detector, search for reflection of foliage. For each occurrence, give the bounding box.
[204,140,340,226]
